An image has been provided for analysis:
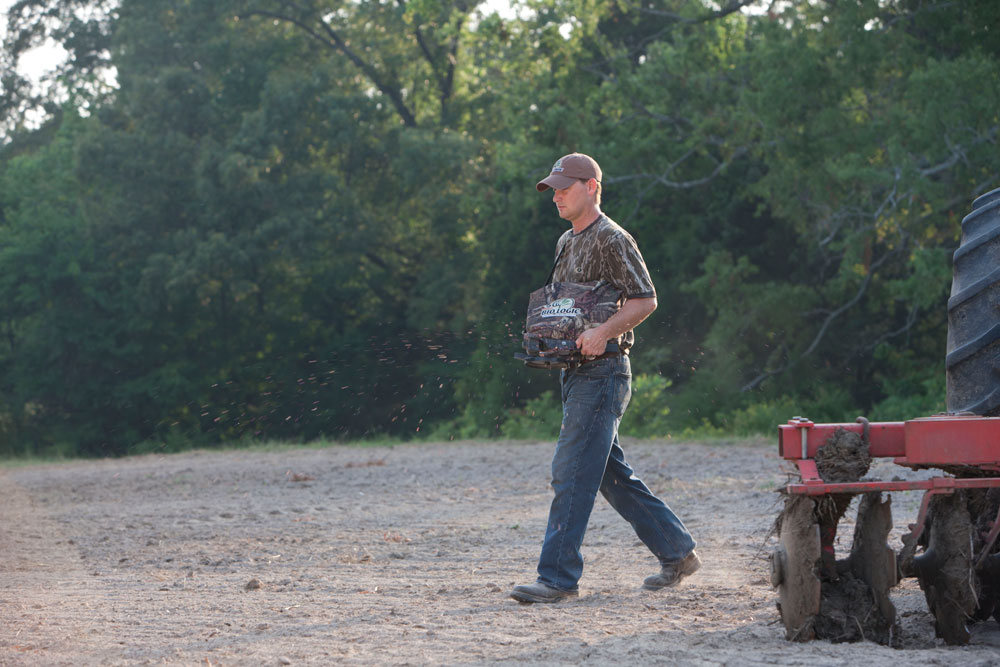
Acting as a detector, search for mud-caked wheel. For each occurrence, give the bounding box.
[912,491,978,645]
[971,488,1000,627]
[847,493,899,634]
[772,495,821,641]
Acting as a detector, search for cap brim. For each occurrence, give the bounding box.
[536,174,579,192]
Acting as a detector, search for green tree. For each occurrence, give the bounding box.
[3,0,999,455]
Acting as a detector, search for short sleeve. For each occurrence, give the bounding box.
[605,233,656,299]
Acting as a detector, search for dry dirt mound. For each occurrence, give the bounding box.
[2,439,999,665]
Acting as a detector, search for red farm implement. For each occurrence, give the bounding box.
[772,415,1000,644]
[771,187,1000,645]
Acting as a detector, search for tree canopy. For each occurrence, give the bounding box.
[1,0,998,456]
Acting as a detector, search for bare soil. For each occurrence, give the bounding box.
[2,438,999,666]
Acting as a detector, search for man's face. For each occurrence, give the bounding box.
[551,179,592,223]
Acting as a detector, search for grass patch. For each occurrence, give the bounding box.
[0,433,407,467]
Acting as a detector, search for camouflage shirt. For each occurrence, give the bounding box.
[551,214,656,351]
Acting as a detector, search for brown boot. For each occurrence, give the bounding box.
[510,582,579,603]
[642,550,702,590]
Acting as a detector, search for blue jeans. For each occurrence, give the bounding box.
[536,355,696,591]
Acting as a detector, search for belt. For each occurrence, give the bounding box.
[577,350,625,367]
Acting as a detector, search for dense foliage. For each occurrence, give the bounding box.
[1,0,998,457]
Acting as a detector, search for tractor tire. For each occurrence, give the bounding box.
[946,186,1000,415]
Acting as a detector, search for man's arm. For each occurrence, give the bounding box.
[575,296,657,357]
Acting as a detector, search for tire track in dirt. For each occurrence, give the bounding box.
[0,470,125,664]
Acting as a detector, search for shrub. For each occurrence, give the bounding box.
[501,390,562,439]
[621,373,673,438]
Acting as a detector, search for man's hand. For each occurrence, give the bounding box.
[574,296,657,357]
[576,327,610,357]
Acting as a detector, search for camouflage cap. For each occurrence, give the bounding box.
[536,153,602,192]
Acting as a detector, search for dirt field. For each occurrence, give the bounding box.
[2,437,999,666]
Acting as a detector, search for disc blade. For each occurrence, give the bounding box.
[776,495,821,641]
[916,491,977,645]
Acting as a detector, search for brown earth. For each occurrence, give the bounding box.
[2,438,999,666]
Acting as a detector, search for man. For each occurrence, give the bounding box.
[510,153,699,604]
